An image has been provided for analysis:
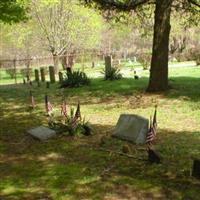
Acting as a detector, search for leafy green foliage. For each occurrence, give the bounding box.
[49,108,91,136]
[103,67,122,81]
[0,0,27,23]
[20,68,33,77]
[61,70,90,88]
[137,53,151,70]
[5,68,15,79]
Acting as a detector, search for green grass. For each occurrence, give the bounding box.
[0,65,200,200]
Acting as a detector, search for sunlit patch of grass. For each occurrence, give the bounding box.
[0,66,200,199]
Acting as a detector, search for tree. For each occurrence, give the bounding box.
[30,0,102,72]
[84,0,200,91]
[0,0,27,23]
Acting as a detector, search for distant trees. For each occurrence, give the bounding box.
[0,0,27,23]
[30,0,103,72]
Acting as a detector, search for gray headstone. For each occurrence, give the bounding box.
[113,114,149,144]
[28,126,56,141]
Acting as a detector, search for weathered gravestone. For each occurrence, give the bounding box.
[113,114,149,144]
[40,67,46,82]
[49,66,56,83]
[27,126,56,141]
[192,159,200,179]
[105,55,112,78]
[34,69,40,82]
[58,71,63,83]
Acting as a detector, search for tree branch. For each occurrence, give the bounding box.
[85,0,154,11]
[188,0,200,8]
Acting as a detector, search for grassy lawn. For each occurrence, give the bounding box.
[0,66,200,200]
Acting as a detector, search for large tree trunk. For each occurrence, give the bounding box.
[147,0,172,92]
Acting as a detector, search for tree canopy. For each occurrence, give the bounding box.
[0,0,27,23]
[83,0,200,92]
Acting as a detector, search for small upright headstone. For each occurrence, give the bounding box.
[27,75,30,82]
[29,80,32,86]
[49,66,56,83]
[37,81,40,87]
[113,114,149,144]
[105,56,112,78]
[27,126,56,141]
[46,81,50,89]
[148,148,161,164]
[23,78,26,84]
[40,68,46,82]
[92,61,95,68]
[192,159,200,179]
[34,69,40,82]
[58,72,63,83]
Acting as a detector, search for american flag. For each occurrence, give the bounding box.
[153,105,157,131]
[71,101,81,128]
[146,116,156,146]
[45,94,53,115]
[75,101,81,120]
[30,90,35,108]
[61,100,68,117]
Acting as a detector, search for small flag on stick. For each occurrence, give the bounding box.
[71,101,81,129]
[30,90,35,109]
[75,101,81,120]
[153,105,157,131]
[45,94,53,116]
[146,116,156,147]
[61,100,68,117]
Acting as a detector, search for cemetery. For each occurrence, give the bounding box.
[0,0,200,200]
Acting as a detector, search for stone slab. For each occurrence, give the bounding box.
[113,114,149,144]
[28,126,56,141]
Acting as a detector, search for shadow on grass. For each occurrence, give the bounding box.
[1,76,200,104]
[1,118,200,199]
[168,76,200,102]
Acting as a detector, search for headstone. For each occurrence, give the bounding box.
[113,114,149,144]
[23,78,26,84]
[92,61,95,68]
[27,126,56,141]
[192,159,200,179]
[58,71,63,83]
[105,56,112,78]
[37,81,40,87]
[46,81,50,89]
[27,75,30,82]
[49,66,56,83]
[148,148,161,164]
[40,68,46,82]
[34,69,40,82]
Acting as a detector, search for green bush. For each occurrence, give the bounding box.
[137,53,151,70]
[61,70,90,88]
[20,68,33,77]
[49,108,91,136]
[188,49,200,65]
[102,67,122,81]
[5,68,15,79]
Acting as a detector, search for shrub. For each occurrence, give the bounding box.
[61,70,90,88]
[102,67,122,81]
[20,68,33,77]
[137,53,151,70]
[49,107,91,136]
[5,68,16,79]
[188,49,200,65]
